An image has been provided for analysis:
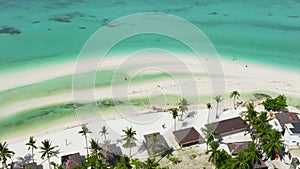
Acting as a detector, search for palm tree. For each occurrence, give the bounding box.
[171,108,179,131]
[143,158,159,168]
[261,130,284,159]
[178,98,188,121]
[115,155,132,169]
[245,142,260,168]
[89,139,102,159]
[214,95,222,119]
[206,103,212,124]
[230,90,240,109]
[122,127,137,158]
[26,136,37,163]
[0,142,14,168]
[78,124,92,156]
[201,124,217,151]
[207,141,220,165]
[230,151,250,169]
[40,140,58,169]
[100,126,109,142]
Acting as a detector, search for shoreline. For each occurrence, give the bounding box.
[1,53,300,140]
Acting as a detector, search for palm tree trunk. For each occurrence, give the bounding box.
[216,104,219,119]
[234,96,236,110]
[207,109,210,124]
[48,155,51,169]
[32,148,34,162]
[85,135,89,156]
[129,138,132,158]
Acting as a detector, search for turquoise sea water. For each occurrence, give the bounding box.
[1,0,300,72]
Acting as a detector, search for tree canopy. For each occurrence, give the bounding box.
[263,94,287,111]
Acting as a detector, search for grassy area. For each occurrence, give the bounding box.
[0,94,181,139]
[0,70,199,108]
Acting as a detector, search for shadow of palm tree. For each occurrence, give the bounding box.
[187,111,196,118]
[15,154,32,168]
[181,121,189,127]
[103,139,112,145]
[115,138,123,144]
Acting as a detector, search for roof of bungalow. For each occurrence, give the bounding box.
[206,117,248,136]
[173,127,203,147]
[61,153,83,169]
[254,159,268,169]
[275,112,300,128]
[100,144,122,166]
[144,132,170,155]
[226,141,250,155]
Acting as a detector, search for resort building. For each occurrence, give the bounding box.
[284,122,300,146]
[206,117,248,137]
[173,127,203,147]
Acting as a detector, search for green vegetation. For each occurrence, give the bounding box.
[263,94,288,111]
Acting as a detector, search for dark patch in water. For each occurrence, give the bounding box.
[88,15,96,18]
[267,13,273,16]
[32,21,40,24]
[102,18,109,24]
[49,18,71,23]
[48,12,86,23]
[78,26,86,30]
[0,26,21,35]
[209,11,218,15]
[288,15,298,18]
[223,14,229,16]
[47,28,52,31]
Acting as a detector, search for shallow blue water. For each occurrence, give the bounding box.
[0,0,300,72]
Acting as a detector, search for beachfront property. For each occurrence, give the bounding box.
[172,127,203,147]
[205,116,248,137]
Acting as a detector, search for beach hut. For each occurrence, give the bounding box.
[275,112,300,128]
[61,153,83,169]
[100,144,122,166]
[173,127,203,147]
[143,132,170,156]
[206,117,247,136]
[226,141,250,155]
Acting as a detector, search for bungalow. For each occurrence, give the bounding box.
[226,141,250,155]
[61,153,83,169]
[144,132,170,156]
[275,112,300,128]
[206,117,248,137]
[284,122,300,146]
[100,144,122,166]
[173,127,203,147]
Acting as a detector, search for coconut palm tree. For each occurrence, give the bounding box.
[214,95,222,119]
[207,141,220,165]
[0,142,14,168]
[89,139,102,159]
[171,108,179,131]
[261,130,284,159]
[40,139,58,169]
[26,136,37,163]
[78,124,92,156]
[206,103,212,124]
[115,155,132,169]
[99,126,109,142]
[201,124,217,151]
[230,90,240,109]
[122,127,137,158]
[143,158,159,168]
[230,151,250,169]
[178,98,188,121]
[245,142,260,168]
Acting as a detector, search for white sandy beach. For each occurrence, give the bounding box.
[1,53,300,168]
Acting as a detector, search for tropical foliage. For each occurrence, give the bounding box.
[26,136,37,163]
[0,142,14,168]
[122,127,137,157]
[229,90,240,110]
[78,124,92,156]
[263,94,287,111]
